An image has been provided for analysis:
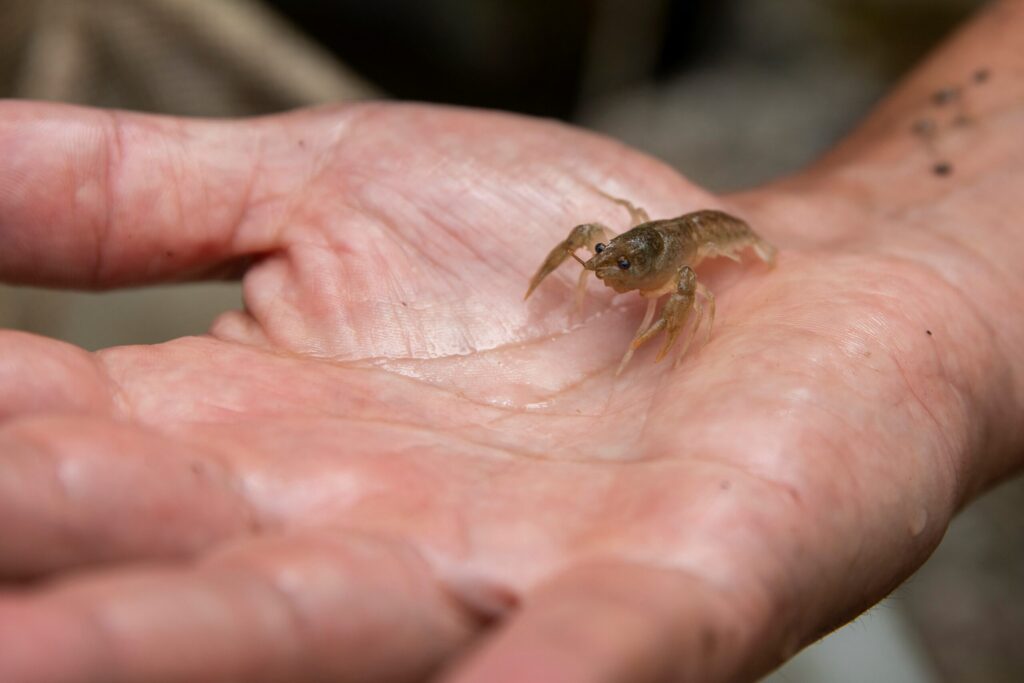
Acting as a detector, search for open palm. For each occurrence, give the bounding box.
[1,88,1019,683]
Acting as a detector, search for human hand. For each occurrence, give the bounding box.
[2,5,1024,681]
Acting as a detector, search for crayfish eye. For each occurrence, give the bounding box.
[594,243,605,253]
[617,257,631,270]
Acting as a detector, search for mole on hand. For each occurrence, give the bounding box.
[911,67,994,174]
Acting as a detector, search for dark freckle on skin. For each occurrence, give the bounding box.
[400,301,408,307]
[933,162,953,176]
[719,480,731,491]
[973,68,990,84]
[926,330,933,336]
[911,118,936,136]
[931,87,959,105]
[298,139,306,148]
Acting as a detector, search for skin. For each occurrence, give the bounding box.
[1,1,1023,681]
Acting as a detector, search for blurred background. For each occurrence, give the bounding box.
[0,0,1021,681]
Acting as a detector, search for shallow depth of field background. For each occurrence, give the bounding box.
[1,1,1021,681]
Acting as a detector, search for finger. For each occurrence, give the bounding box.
[0,534,477,683]
[440,561,776,683]
[0,101,284,288]
[0,415,255,579]
[0,331,112,420]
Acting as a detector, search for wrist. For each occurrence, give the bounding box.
[734,0,1024,496]
[732,168,1024,505]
